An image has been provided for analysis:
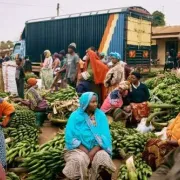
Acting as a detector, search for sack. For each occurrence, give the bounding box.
[2,61,17,95]
[137,118,155,133]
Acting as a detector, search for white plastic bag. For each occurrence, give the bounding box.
[136,118,155,133]
[155,127,167,140]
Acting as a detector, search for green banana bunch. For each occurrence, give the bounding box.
[4,125,39,145]
[9,110,36,127]
[118,155,152,180]
[20,149,65,180]
[6,140,39,165]
[0,91,9,98]
[13,103,29,111]
[39,132,65,151]
[110,122,156,158]
[6,172,20,180]
[45,86,77,103]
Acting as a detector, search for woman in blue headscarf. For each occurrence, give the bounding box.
[63,92,116,180]
[104,52,126,95]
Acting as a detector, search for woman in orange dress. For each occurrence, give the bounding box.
[78,49,109,104]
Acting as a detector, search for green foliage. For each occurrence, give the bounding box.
[152,11,165,27]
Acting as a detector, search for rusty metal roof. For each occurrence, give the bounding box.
[152,26,180,35]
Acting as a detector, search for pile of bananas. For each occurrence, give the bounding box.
[6,140,39,165]
[45,86,77,103]
[4,125,39,144]
[118,156,152,180]
[6,172,20,180]
[110,122,156,158]
[39,132,65,151]
[9,110,36,127]
[13,103,29,111]
[20,149,65,180]
[19,133,65,180]
[0,91,9,98]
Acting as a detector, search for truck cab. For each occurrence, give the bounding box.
[11,40,26,59]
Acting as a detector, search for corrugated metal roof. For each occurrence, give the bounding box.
[27,6,151,24]
[152,26,180,35]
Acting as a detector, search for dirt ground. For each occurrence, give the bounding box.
[39,121,122,179]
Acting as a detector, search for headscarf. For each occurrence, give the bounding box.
[131,72,141,80]
[110,52,121,61]
[100,52,105,57]
[44,50,51,58]
[27,78,37,87]
[119,81,130,90]
[86,50,108,84]
[65,92,112,155]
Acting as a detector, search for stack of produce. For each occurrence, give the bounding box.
[9,110,36,128]
[20,133,65,180]
[118,155,152,180]
[145,73,180,122]
[45,86,77,103]
[6,140,39,165]
[12,103,29,111]
[45,87,79,123]
[3,125,39,145]
[25,73,38,82]
[6,172,20,180]
[39,132,65,151]
[0,91,9,98]
[110,122,156,158]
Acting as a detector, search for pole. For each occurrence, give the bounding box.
[57,3,60,16]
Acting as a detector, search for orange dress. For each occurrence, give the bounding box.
[0,100,15,127]
[167,113,180,144]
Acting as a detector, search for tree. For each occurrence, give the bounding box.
[152,11,165,27]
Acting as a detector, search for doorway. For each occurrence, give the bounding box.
[165,40,178,56]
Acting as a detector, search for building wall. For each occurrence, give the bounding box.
[156,39,166,65]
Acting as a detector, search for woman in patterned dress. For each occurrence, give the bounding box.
[63,92,116,180]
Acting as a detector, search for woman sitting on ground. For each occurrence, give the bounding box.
[63,92,116,180]
[19,78,48,111]
[104,52,125,94]
[101,81,131,121]
[143,113,180,171]
[129,72,150,123]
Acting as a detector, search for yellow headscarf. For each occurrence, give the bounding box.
[44,50,51,58]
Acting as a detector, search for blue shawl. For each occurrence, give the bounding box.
[65,92,112,155]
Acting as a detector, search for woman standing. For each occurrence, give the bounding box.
[104,52,125,94]
[129,72,150,122]
[81,49,108,104]
[15,57,25,99]
[40,50,53,89]
[63,92,116,179]
[52,53,60,75]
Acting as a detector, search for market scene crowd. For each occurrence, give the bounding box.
[0,42,180,180]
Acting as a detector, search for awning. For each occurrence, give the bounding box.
[152,34,180,39]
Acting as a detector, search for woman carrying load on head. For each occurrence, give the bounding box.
[63,92,116,180]
[101,81,131,122]
[129,72,150,123]
[40,50,53,89]
[104,52,125,95]
[77,49,109,104]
